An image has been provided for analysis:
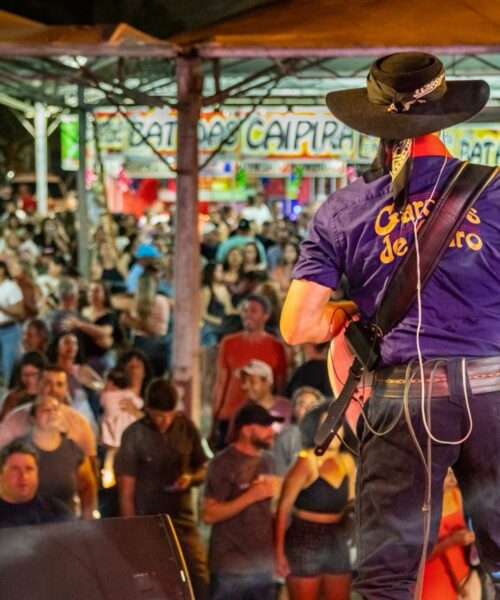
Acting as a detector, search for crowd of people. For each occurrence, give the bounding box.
[0,188,482,600]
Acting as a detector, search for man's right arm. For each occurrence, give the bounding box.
[280,279,356,345]
[117,475,136,517]
[202,476,278,525]
[212,340,230,418]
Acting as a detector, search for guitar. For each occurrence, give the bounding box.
[326,319,373,436]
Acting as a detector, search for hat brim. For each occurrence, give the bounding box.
[325,80,489,141]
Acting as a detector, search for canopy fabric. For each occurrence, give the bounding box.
[170,0,500,56]
[0,12,177,56]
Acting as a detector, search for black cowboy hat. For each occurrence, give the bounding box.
[326,52,490,141]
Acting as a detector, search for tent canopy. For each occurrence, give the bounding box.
[171,0,500,56]
[0,9,177,56]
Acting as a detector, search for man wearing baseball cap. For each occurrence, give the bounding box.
[126,242,162,293]
[203,403,283,600]
[281,52,500,598]
[240,359,292,432]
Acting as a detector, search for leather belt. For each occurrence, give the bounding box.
[375,356,500,398]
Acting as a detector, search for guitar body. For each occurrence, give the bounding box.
[327,317,373,435]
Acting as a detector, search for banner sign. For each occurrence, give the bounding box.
[93,107,356,160]
[444,128,500,166]
[63,109,500,172]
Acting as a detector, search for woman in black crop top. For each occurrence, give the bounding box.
[275,404,356,600]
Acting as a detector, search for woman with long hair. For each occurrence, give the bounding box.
[275,404,355,600]
[120,265,170,376]
[242,241,267,273]
[49,331,103,424]
[0,351,46,421]
[270,241,300,299]
[222,246,244,297]
[200,262,234,347]
[61,281,120,375]
[115,348,153,400]
[90,240,128,294]
[18,393,97,518]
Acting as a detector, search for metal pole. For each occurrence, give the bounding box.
[77,86,90,279]
[173,56,203,423]
[34,102,48,216]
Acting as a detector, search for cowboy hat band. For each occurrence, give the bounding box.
[367,67,446,115]
[326,52,490,141]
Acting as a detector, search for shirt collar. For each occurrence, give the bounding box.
[412,134,452,158]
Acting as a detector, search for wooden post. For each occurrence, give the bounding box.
[173,56,203,423]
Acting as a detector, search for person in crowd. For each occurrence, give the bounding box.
[0,441,73,528]
[242,242,267,273]
[0,199,24,225]
[90,240,127,294]
[48,332,103,424]
[271,386,323,477]
[270,241,300,299]
[200,261,235,408]
[240,191,273,232]
[62,280,119,375]
[126,242,162,294]
[115,378,209,600]
[0,351,46,421]
[200,222,220,262]
[36,256,65,310]
[22,318,51,354]
[203,402,283,600]
[18,224,41,264]
[0,260,24,385]
[238,359,292,433]
[255,279,283,335]
[9,258,42,320]
[44,277,82,338]
[120,265,170,377]
[280,51,500,599]
[230,270,268,310]
[267,220,298,269]
[422,468,480,600]
[255,221,276,253]
[216,218,267,265]
[208,207,231,241]
[221,246,244,298]
[34,217,70,259]
[285,342,333,399]
[115,349,153,400]
[200,261,235,348]
[0,366,97,467]
[17,394,97,518]
[275,405,356,600]
[99,367,143,485]
[211,294,287,450]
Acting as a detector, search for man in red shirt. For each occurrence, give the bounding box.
[211,294,287,450]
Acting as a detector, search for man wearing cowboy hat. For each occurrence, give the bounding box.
[281,52,499,599]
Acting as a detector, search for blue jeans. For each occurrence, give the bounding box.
[210,571,274,600]
[0,323,21,385]
[354,359,500,599]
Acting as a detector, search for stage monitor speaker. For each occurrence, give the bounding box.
[0,514,194,600]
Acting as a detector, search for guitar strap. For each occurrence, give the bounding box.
[315,162,499,455]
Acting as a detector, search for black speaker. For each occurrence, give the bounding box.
[0,514,195,600]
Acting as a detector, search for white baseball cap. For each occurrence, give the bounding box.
[239,359,273,384]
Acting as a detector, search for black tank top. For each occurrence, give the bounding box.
[295,475,348,514]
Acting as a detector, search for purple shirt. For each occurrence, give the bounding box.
[293,155,500,364]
